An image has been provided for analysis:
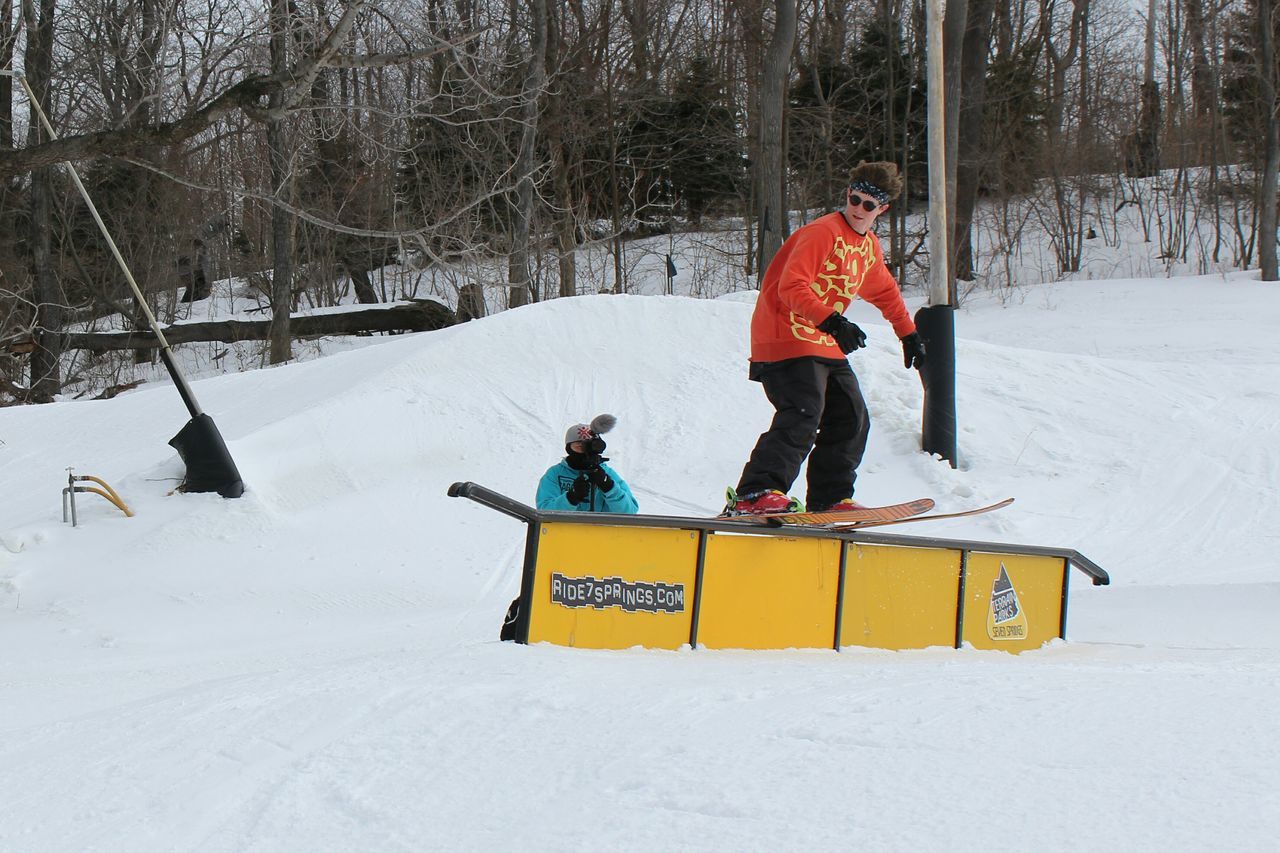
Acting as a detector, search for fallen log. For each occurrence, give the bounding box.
[59,299,455,351]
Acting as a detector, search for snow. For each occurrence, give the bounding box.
[2,270,1279,851]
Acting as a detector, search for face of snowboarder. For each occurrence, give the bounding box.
[844,187,890,235]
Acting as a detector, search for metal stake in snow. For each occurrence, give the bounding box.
[8,69,244,497]
[915,0,958,468]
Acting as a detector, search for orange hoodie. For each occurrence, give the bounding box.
[750,211,916,363]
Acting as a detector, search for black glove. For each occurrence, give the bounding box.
[817,312,867,354]
[566,474,591,506]
[900,332,927,370]
[585,466,614,492]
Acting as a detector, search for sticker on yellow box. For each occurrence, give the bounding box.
[986,563,1029,641]
[550,573,686,614]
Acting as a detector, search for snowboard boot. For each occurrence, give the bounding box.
[721,488,804,517]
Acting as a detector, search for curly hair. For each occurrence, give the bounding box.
[848,161,903,201]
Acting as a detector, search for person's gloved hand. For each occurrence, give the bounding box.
[817,312,867,354]
[900,332,927,370]
[567,474,591,505]
[586,466,614,493]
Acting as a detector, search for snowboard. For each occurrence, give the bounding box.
[828,497,1015,530]
[720,497,936,527]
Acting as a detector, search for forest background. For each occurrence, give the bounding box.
[0,0,1277,403]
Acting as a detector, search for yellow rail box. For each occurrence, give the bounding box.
[451,483,1108,655]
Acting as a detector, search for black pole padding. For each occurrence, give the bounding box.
[914,304,958,468]
[168,413,245,498]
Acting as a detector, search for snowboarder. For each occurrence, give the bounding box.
[725,161,927,516]
[535,414,639,514]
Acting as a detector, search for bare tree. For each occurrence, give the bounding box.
[1123,0,1161,177]
[265,0,295,363]
[951,0,997,281]
[0,0,15,149]
[507,0,547,308]
[23,0,63,402]
[1259,0,1278,279]
[757,0,796,273]
[943,0,967,278]
[543,0,596,298]
[1184,0,1216,122]
[1040,0,1089,274]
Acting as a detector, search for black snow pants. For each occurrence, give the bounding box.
[735,356,870,510]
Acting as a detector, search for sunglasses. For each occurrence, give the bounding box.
[848,192,883,213]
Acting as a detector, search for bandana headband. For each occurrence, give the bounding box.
[849,181,890,206]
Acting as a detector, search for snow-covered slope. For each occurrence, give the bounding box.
[1,274,1277,851]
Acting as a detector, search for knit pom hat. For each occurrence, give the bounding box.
[564,413,617,447]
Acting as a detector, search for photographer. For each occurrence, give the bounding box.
[535,414,639,514]
[502,414,639,640]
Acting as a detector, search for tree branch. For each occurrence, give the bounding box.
[0,71,280,178]
[0,8,483,179]
[325,31,485,69]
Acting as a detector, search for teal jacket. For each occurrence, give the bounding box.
[536,460,639,514]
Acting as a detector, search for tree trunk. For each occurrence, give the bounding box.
[544,1,578,299]
[952,0,997,281]
[554,145,577,298]
[879,0,904,283]
[1043,0,1085,141]
[1183,0,1214,121]
[0,0,15,149]
[605,56,625,294]
[1259,0,1279,280]
[508,0,547,308]
[1078,0,1092,164]
[267,0,294,363]
[346,264,380,303]
[942,0,968,279]
[457,284,486,322]
[24,0,62,402]
[620,0,650,83]
[735,0,764,279]
[61,300,456,350]
[27,165,61,402]
[757,0,796,274]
